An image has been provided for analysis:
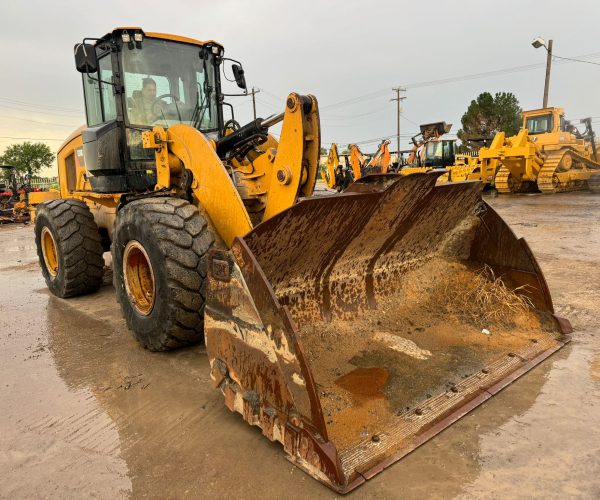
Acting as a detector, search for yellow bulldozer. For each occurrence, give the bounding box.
[484,107,600,193]
[446,107,600,193]
[30,27,572,493]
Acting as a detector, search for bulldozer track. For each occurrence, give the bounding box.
[495,166,521,194]
[537,149,600,193]
[589,173,600,193]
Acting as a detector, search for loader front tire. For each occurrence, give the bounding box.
[34,199,105,298]
[112,198,214,351]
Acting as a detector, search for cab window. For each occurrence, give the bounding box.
[82,54,116,126]
[525,114,553,134]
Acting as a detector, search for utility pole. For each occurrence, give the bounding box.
[543,40,553,108]
[250,87,261,119]
[391,88,406,158]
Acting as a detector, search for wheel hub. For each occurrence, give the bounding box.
[123,240,156,316]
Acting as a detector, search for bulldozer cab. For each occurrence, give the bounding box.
[73,28,238,194]
[522,107,563,135]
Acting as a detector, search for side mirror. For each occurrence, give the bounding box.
[232,64,247,90]
[74,43,98,73]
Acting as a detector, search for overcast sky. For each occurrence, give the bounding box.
[2,0,600,175]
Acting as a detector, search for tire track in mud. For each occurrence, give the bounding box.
[19,401,121,456]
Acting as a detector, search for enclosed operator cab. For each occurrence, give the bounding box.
[422,139,456,168]
[73,27,245,194]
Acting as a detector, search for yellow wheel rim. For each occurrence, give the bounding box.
[123,240,156,316]
[41,226,59,277]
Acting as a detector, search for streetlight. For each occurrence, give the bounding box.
[532,36,553,108]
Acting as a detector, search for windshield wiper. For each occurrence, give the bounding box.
[191,83,208,130]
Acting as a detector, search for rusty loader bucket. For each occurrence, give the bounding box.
[205,172,571,493]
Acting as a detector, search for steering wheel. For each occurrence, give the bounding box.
[223,119,241,136]
[149,94,182,124]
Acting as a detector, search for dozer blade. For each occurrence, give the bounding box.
[205,172,571,493]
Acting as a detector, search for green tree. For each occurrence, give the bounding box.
[457,92,522,149]
[0,142,55,180]
[320,147,328,155]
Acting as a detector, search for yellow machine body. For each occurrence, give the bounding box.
[452,107,600,193]
[363,139,391,174]
[348,143,367,180]
[321,143,339,189]
[31,27,573,493]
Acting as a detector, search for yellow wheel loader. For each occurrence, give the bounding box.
[31,27,572,493]
[479,107,600,193]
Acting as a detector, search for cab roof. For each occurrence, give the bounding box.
[102,27,223,49]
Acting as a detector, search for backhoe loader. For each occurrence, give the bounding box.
[328,140,389,190]
[362,139,391,174]
[348,143,367,179]
[399,122,453,177]
[31,27,572,493]
[321,143,354,191]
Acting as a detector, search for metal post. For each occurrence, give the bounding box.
[391,88,406,158]
[543,40,553,108]
[251,87,261,120]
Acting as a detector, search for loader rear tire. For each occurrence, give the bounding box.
[111,197,215,351]
[34,199,104,298]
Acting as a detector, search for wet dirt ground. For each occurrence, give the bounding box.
[1,192,599,499]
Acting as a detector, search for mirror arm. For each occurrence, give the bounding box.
[223,102,235,121]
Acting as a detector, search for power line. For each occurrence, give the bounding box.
[0,97,81,114]
[402,114,420,126]
[257,88,285,103]
[320,89,389,111]
[0,103,84,118]
[0,136,64,141]
[320,104,391,119]
[552,54,600,66]
[0,114,82,128]
[318,50,600,111]
[321,131,420,147]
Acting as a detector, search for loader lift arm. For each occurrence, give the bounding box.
[143,92,320,246]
